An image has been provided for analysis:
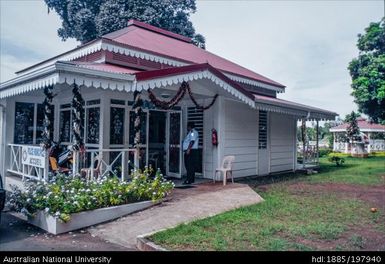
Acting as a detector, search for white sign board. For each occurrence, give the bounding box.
[22,146,46,168]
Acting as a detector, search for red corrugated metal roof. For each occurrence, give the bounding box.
[102,20,285,88]
[135,63,254,99]
[331,119,385,131]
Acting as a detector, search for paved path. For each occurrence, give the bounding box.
[0,213,129,251]
[88,182,263,249]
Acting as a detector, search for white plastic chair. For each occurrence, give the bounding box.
[214,155,235,185]
[81,154,102,181]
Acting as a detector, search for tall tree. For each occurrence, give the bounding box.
[345,111,361,143]
[44,0,205,48]
[348,18,385,124]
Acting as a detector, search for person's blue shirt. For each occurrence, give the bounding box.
[183,128,199,151]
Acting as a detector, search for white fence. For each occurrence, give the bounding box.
[334,140,385,153]
[8,144,49,181]
[8,144,139,182]
[75,148,139,181]
[297,144,319,169]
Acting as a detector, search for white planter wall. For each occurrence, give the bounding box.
[28,200,155,235]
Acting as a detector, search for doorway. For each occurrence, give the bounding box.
[148,111,166,175]
[147,110,182,178]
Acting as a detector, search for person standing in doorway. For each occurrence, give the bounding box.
[183,122,199,184]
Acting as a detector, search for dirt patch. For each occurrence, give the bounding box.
[285,182,385,209]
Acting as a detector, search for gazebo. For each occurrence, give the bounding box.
[330,117,385,153]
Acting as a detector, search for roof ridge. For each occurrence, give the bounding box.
[126,19,192,43]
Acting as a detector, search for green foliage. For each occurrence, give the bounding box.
[310,156,385,185]
[344,111,361,142]
[369,151,385,157]
[44,0,205,48]
[327,153,345,166]
[318,148,332,157]
[7,168,174,222]
[348,18,385,123]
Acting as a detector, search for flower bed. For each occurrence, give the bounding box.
[28,200,157,235]
[7,169,174,233]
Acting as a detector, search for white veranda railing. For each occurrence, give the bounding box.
[8,144,139,182]
[74,148,139,181]
[8,144,49,181]
[297,144,319,169]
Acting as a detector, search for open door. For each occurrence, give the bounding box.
[166,111,182,178]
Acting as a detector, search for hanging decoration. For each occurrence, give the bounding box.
[71,83,85,151]
[41,85,55,150]
[147,81,218,110]
[133,91,143,154]
[187,87,218,110]
[148,81,187,110]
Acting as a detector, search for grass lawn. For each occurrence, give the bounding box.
[150,156,385,251]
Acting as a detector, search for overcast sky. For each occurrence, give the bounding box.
[0,0,383,118]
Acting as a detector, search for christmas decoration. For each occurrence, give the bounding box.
[147,81,218,110]
[71,83,85,151]
[41,86,55,150]
[133,91,143,154]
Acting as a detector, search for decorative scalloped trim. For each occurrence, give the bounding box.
[135,70,256,108]
[0,73,134,99]
[0,74,59,99]
[101,42,186,67]
[224,73,285,93]
[58,73,134,92]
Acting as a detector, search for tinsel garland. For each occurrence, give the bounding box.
[187,86,218,110]
[71,83,85,151]
[147,81,218,110]
[41,86,55,150]
[133,91,143,154]
[148,82,187,110]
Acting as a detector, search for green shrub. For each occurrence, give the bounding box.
[327,153,346,166]
[7,168,174,222]
[369,151,385,157]
[319,148,332,157]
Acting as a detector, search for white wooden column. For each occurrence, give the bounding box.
[0,99,6,179]
[100,94,111,176]
[316,120,319,164]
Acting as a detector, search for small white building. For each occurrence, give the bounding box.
[0,20,337,187]
[330,117,385,153]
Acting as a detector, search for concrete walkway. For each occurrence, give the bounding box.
[88,182,263,249]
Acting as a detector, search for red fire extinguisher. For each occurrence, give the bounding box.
[212,128,218,146]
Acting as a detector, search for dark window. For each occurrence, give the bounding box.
[14,102,34,144]
[59,110,71,143]
[86,99,101,106]
[36,104,54,144]
[60,104,71,109]
[259,111,268,149]
[111,99,125,105]
[86,107,100,144]
[110,107,125,145]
